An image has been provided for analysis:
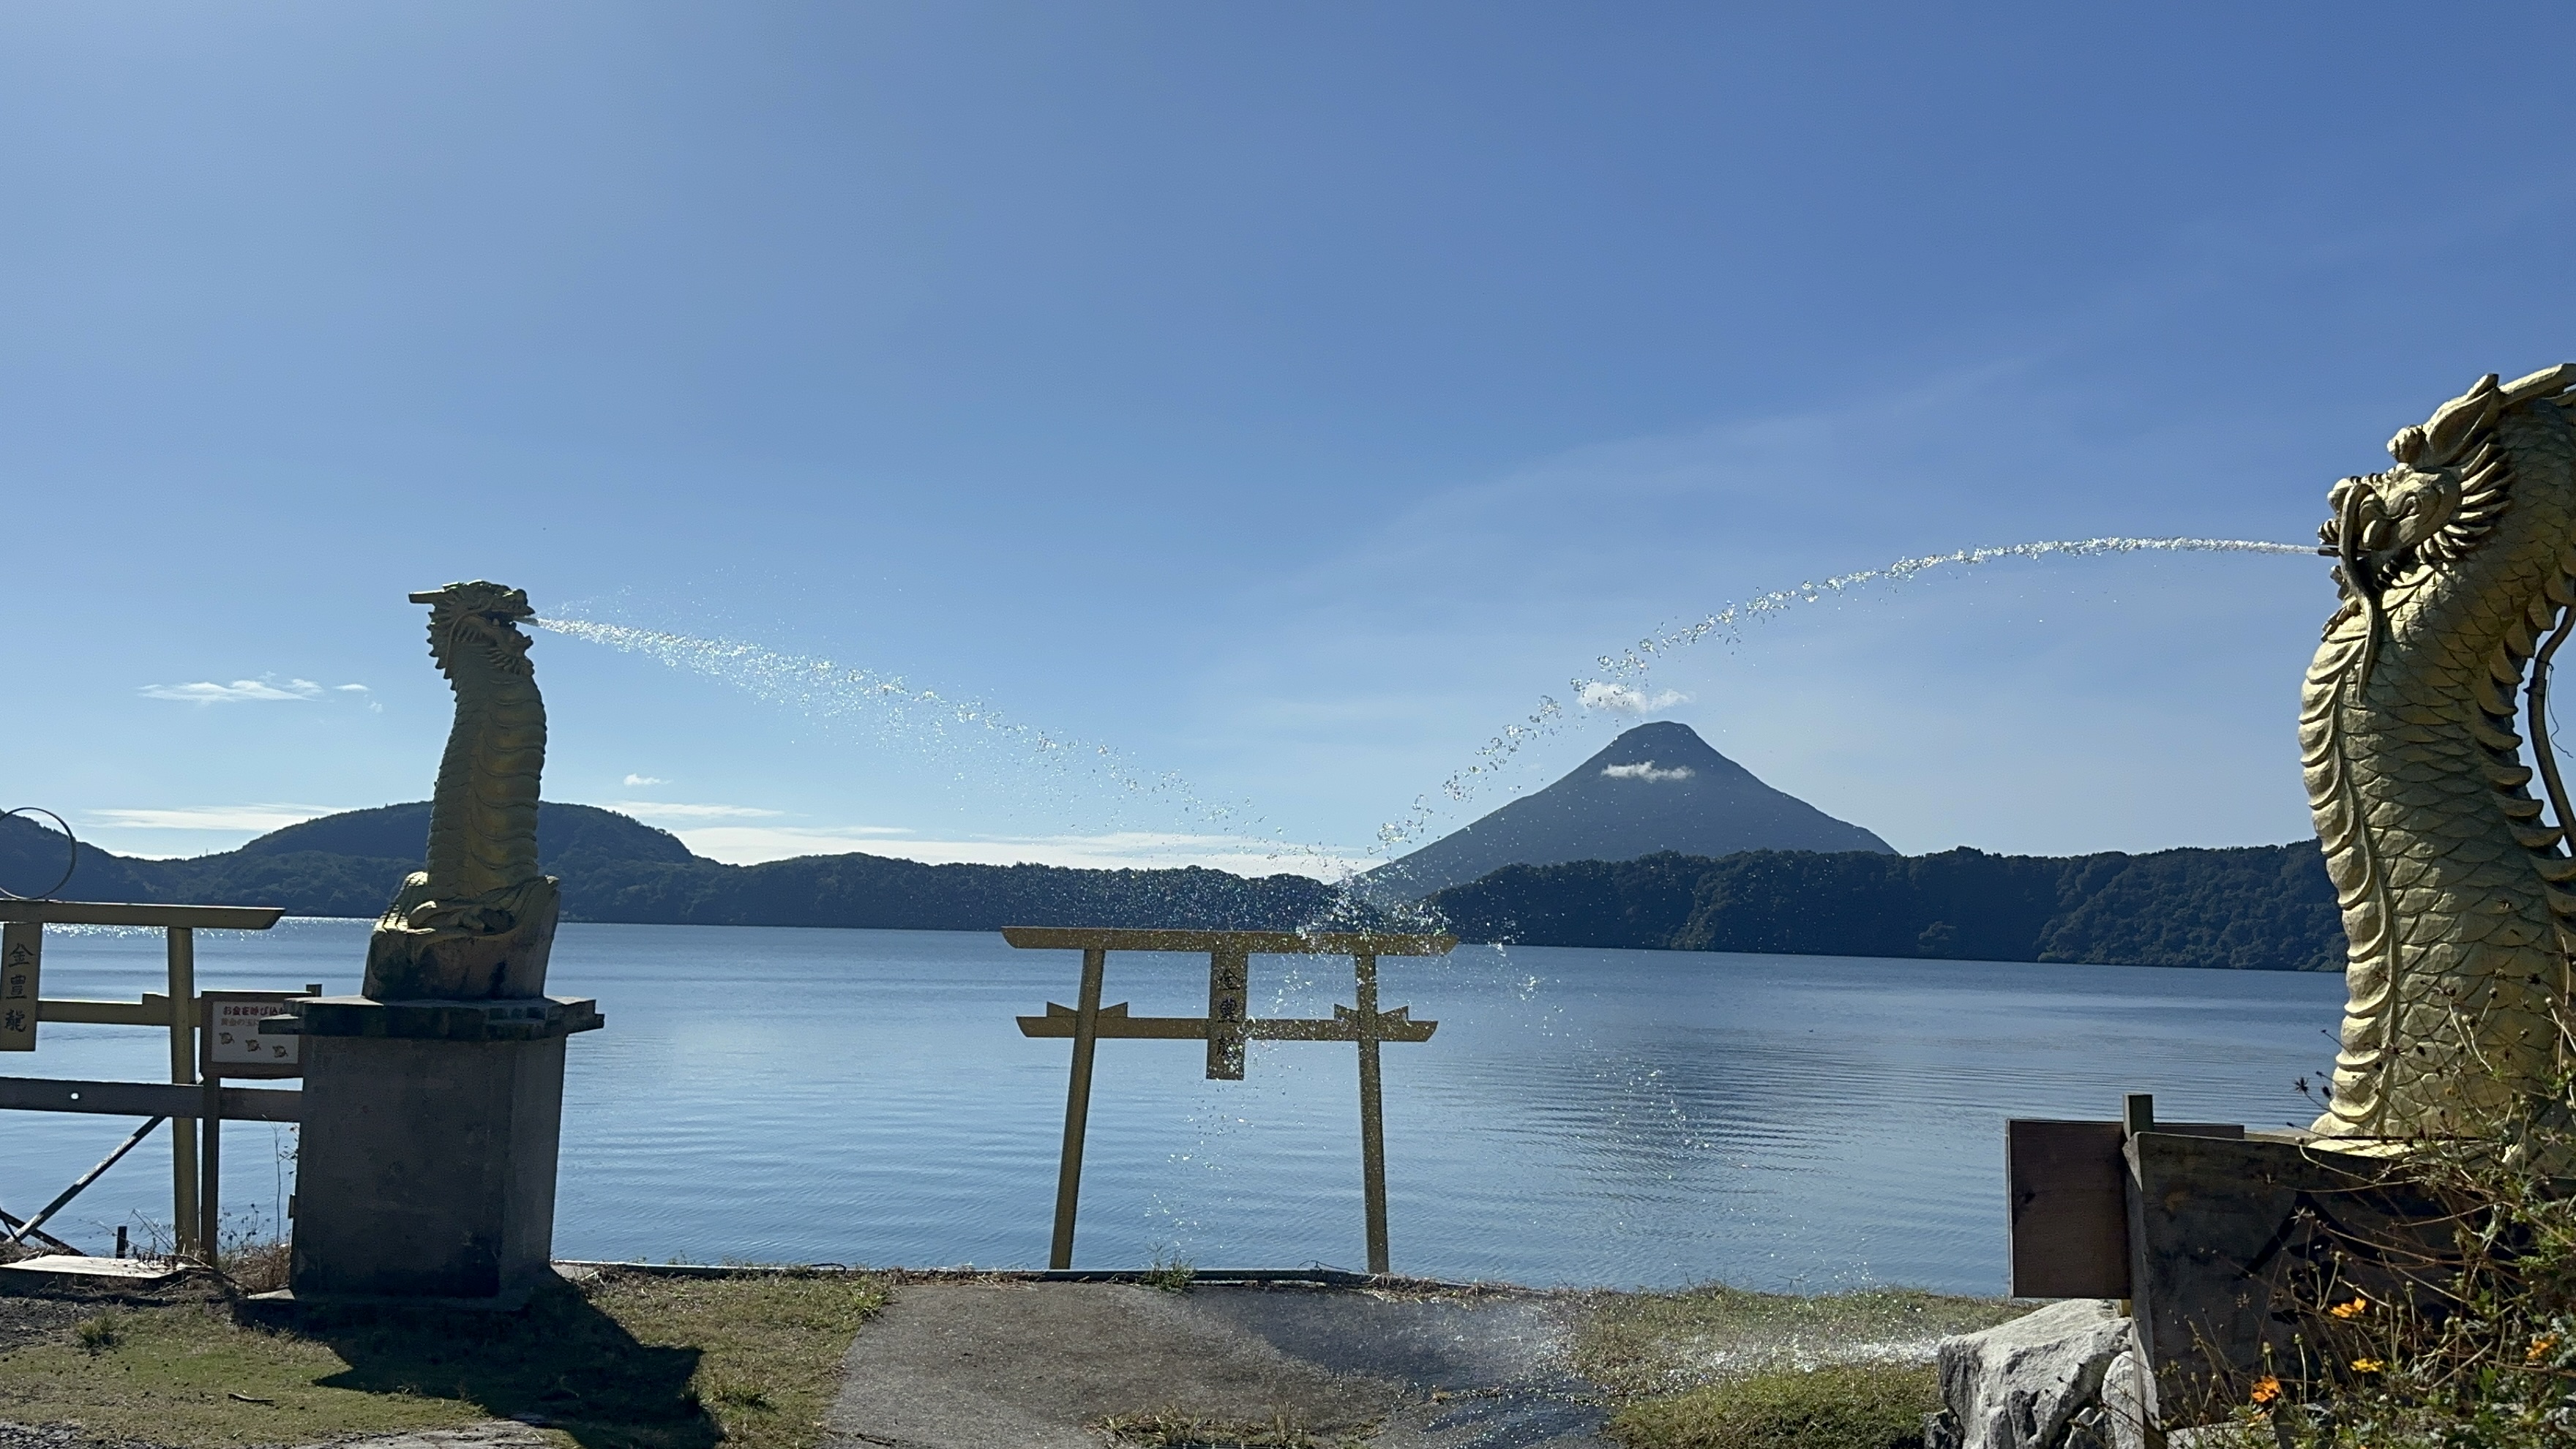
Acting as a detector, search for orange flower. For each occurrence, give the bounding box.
[2530,1333,2561,1364]
[2329,1297,2370,1319]
[2351,1358,2384,1374]
[2250,1375,2282,1404]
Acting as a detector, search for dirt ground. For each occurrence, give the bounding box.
[824,1278,1618,1448]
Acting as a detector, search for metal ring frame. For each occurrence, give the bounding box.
[0,806,79,902]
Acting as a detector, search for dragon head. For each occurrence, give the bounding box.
[2316,367,2576,603]
[411,580,537,678]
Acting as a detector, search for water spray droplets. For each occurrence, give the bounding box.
[1370,536,2312,855]
[1588,536,2310,684]
[530,617,1368,880]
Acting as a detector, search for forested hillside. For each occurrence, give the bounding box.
[1,806,2345,969]
[0,804,1343,932]
[1426,842,2345,970]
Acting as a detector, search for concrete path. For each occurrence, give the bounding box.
[825,1280,1615,1448]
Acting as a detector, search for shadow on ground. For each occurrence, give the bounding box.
[252,1281,715,1449]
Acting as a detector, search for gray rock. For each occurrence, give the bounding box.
[1928,1299,2154,1449]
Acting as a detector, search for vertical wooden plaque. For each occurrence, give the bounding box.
[0,922,39,1051]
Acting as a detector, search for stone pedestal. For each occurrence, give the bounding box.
[282,995,604,1306]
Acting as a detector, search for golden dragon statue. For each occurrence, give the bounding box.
[362,581,560,1000]
[2307,364,2576,1145]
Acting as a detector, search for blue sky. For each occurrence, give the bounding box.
[8,3,2576,874]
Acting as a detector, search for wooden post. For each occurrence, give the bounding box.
[1205,945,1248,1080]
[198,1004,222,1265]
[1048,946,1108,1270]
[1354,950,1390,1276]
[2124,1092,2156,1137]
[166,926,198,1259]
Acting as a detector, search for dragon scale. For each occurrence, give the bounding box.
[2306,367,2576,1142]
[362,581,562,1000]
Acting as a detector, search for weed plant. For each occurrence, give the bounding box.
[2184,1027,2576,1448]
[1607,1362,1942,1449]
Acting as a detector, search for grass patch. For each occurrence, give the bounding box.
[0,1268,885,1449]
[1607,1362,1942,1449]
[1580,1284,2025,1449]
[1578,1283,2029,1396]
[1142,1253,1199,1294]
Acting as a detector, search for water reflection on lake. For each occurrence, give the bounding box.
[7,918,2345,1292]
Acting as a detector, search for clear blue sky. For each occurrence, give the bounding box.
[8,3,2575,873]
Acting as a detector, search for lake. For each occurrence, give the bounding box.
[2,918,2348,1293]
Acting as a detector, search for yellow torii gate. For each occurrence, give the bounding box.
[1006,926,1453,1276]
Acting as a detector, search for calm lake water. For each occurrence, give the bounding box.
[4,918,2349,1293]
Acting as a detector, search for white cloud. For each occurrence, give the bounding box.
[670,824,1367,877]
[87,804,345,832]
[1577,682,1691,714]
[138,676,374,706]
[1602,762,1696,782]
[607,800,787,821]
[142,677,323,703]
[622,774,668,787]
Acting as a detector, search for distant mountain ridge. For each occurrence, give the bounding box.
[1367,721,1892,897]
[0,803,1341,932]
[0,799,2347,970]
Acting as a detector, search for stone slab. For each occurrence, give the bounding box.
[0,1256,184,1284]
[825,1280,1615,1448]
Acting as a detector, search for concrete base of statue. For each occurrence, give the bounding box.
[281,995,604,1307]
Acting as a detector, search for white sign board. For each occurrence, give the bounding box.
[207,997,299,1075]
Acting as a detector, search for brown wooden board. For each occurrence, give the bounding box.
[2009,1120,2130,1298]
[2009,1118,2250,1298]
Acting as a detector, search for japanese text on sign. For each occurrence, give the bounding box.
[209,998,299,1073]
[0,923,40,1051]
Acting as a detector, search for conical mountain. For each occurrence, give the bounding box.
[1367,720,1892,898]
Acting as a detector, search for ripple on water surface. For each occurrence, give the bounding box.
[5,919,2345,1292]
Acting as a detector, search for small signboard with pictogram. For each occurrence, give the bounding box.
[202,991,309,1079]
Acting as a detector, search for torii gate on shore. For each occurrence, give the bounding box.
[1006,926,1452,1276]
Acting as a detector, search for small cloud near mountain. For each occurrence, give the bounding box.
[1602,761,1695,782]
[623,774,668,787]
[89,804,344,832]
[1576,682,1690,714]
[608,801,785,820]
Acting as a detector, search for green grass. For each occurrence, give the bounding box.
[0,1268,885,1449]
[1578,1284,2027,1449]
[1606,1362,1944,1449]
[1578,1283,2028,1396]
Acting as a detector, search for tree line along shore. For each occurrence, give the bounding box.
[0,802,2343,971]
